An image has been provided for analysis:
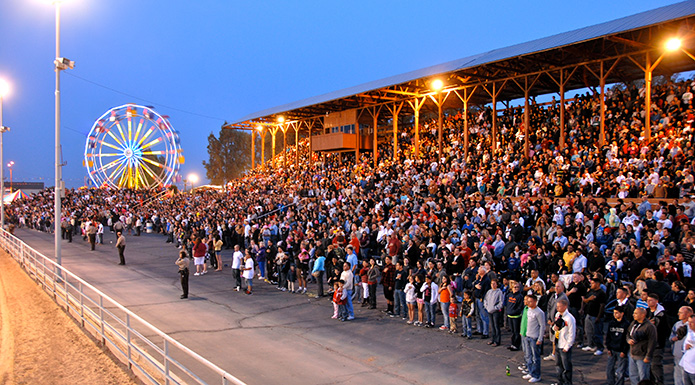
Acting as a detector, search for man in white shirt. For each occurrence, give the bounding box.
[241,251,255,295]
[554,298,576,385]
[231,245,244,291]
[680,314,695,384]
[340,262,355,321]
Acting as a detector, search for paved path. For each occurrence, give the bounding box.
[12,228,673,385]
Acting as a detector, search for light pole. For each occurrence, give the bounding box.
[0,79,10,230]
[53,0,75,267]
[7,161,14,193]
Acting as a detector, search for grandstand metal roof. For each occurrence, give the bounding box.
[230,0,695,126]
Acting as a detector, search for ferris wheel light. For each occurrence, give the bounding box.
[84,104,183,189]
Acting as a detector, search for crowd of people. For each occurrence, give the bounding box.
[4,76,695,385]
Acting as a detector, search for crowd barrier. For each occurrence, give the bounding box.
[0,229,246,385]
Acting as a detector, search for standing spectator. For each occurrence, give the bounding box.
[680,314,695,385]
[646,292,668,385]
[473,266,491,338]
[115,231,126,266]
[175,250,190,299]
[605,306,630,385]
[381,256,396,315]
[332,280,348,321]
[87,221,97,251]
[241,250,255,295]
[460,290,475,339]
[213,235,224,272]
[627,307,657,384]
[545,281,569,361]
[672,306,694,385]
[507,280,525,351]
[191,236,207,276]
[312,253,326,297]
[567,273,587,345]
[405,275,417,324]
[422,275,439,328]
[484,278,505,346]
[553,298,576,385]
[96,221,104,245]
[522,294,545,383]
[438,275,453,330]
[340,262,355,321]
[581,276,607,356]
[231,244,244,291]
[393,261,408,319]
[367,258,381,309]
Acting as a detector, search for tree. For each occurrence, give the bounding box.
[203,128,251,184]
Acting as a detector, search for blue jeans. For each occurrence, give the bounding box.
[462,316,473,337]
[628,353,650,385]
[522,336,541,379]
[425,302,436,325]
[475,298,489,336]
[685,370,695,385]
[345,289,354,318]
[584,314,604,350]
[606,350,627,385]
[394,289,406,318]
[675,364,685,385]
[555,348,573,385]
[440,302,450,328]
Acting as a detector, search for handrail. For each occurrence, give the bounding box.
[0,229,246,385]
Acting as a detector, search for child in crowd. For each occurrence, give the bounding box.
[333,280,348,321]
[460,290,475,339]
[331,281,341,319]
[405,275,417,324]
[449,296,459,334]
[287,264,297,293]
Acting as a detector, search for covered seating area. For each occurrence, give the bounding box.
[225,1,695,171]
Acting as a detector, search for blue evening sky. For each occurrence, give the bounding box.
[0,0,681,188]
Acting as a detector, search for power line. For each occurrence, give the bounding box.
[64,72,227,122]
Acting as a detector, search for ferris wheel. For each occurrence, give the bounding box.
[84,104,184,189]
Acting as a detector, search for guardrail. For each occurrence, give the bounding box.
[0,229,246,385]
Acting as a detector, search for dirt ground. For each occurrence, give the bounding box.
[0,251,138,385]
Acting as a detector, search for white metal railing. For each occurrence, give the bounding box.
[0,229,246,385]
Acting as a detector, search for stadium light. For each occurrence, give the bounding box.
[665,37,682,52]
[188,173,199,185]
[431,79,443,92]
[0,79,9,98]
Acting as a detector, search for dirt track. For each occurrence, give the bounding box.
[0,251,137,385]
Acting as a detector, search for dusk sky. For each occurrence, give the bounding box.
[0,0,682,188]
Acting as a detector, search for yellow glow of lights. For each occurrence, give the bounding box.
[665,37,682,52]
[277,116,285,123]
[431,79,443,91]
[188,173,199,184]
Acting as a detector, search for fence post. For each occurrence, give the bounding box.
[126,314,132,369]
[100,296,105,345]
[79,281,84,327]
[164,339,170,385]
